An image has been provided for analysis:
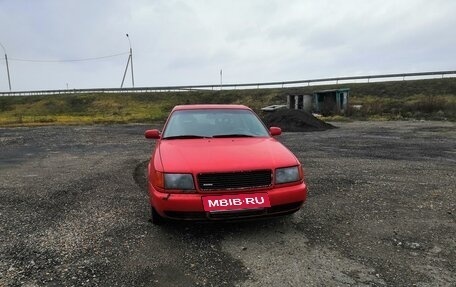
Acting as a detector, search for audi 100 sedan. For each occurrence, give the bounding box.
[144,104,307,224]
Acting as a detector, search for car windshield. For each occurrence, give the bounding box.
[162,109,270,139]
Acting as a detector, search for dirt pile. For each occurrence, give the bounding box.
[261,109,335,132]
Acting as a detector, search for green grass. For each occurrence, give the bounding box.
[0,78,455,126]
[346,94,455,121]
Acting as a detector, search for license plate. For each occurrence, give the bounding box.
[202,193,271,212]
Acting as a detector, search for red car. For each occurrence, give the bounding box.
[144,104,307,224]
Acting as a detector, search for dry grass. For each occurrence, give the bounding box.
[0,78,455,126]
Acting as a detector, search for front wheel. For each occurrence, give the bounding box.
[150,206,163,225]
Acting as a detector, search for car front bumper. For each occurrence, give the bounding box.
[148,182,307,221]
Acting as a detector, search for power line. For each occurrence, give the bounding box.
[7,52,129,63]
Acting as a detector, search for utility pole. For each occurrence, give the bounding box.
[121,34,135,88]
[0,42,12,91]
[220,69,222,90]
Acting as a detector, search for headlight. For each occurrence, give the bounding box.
[164,173,195,190]
[275,166,300,184]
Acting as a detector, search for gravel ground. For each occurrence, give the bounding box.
[0,121,455,287]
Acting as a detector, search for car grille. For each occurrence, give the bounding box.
[198,170,272,191]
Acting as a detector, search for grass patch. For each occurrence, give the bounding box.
[347,94,455,121]
[0,78,455,126]
[319,115,353,122]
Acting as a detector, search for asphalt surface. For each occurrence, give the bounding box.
[0,121,455,287]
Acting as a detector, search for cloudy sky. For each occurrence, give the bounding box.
[0,0,455,91]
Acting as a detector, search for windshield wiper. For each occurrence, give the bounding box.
[162,135,210,140]
[212,134,254,138]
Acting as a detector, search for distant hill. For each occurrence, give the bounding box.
[0,78,455,125]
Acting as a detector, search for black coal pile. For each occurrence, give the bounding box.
[261,109,335,132]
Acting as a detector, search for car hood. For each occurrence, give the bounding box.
[156,137,299,173]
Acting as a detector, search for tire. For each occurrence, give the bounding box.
[150,206,163,225]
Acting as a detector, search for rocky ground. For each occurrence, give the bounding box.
[0,121,455,286]
[260,109,334,132]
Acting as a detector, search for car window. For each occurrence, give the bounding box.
[162,109,269,138]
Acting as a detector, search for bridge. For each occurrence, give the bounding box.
[1,70,455,96]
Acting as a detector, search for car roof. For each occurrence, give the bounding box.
[172,104,251,111]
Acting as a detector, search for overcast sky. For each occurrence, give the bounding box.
[0,0,455,91]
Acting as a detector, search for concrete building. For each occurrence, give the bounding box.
[286,88,349,115]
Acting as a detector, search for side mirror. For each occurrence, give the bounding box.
[269,127,282,136]
[145,129,161,139]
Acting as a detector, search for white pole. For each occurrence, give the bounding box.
[0,42,12,91]
[126,34,134,87]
